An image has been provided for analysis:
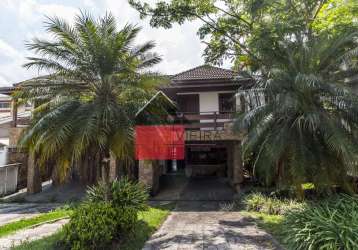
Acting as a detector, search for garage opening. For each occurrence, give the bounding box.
[185,145,227,178]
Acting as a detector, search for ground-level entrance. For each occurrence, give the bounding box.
[151,174,236,202]
[138,129,244,198]
[166,142,232,178]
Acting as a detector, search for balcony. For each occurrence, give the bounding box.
[175,111,235,130]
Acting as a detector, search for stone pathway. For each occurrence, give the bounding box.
[143,201,282,250]
[0,219,68,249]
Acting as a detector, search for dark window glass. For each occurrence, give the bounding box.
[177,94,199,113]
[0,102,10,109]
[219,93,235,113]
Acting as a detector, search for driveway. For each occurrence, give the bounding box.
[146,176,281,249]
[144,202,281,250]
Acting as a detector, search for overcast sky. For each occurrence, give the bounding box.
[0,0,212,86]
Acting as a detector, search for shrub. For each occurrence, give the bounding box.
[86,178,148,211]
[63,179,149,250]
[282,195,358,250]
[63,202,134,250]
[244,192,304,215]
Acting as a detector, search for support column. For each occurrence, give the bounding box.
[227,143,234,180]
[138,160,160,195]
[27,153,42,194]
[10,98,18,128]
[230,141,244,192]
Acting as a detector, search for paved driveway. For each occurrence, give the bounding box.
[146,176,282,250]
[144,201,281,250]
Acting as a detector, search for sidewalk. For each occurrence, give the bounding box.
[0,203,60,226]
[0,218,68,249]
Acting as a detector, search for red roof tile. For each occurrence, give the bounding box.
[171,65,237,81]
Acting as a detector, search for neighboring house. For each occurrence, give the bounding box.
[0,94,11,113]
[0,94,32,115]
[0,92,32,141]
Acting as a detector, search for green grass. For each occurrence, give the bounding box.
[11,230,66,250]
[12,202,175,250]
[0,209,72,238]
[240,211,285,244]
[121,202,175,250]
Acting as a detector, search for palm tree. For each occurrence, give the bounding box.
[14,12,164,184]
[237,32,358,197]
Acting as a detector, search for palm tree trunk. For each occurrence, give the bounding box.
[101,161,110,183]
[276,159,284,188]
[101,148,111,184]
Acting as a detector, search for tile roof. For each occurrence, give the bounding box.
[171,65,237,81]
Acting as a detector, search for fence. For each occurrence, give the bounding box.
[0,163,20,196]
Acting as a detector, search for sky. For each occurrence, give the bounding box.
[0,0,210,87]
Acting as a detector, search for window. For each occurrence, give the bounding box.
[0,102,10,109]
[177,94,199,113]
[218,93,236,113]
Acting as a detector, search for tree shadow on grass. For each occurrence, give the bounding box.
[120,202,175,250]
[11,230,67,250]
[120,220,156,250]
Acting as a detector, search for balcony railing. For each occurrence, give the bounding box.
[175,111,235,130]
[0,112,31,127]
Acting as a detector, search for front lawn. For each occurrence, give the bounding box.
[12,203,174,250]
[121,202,175,250]
[0,208,72,238]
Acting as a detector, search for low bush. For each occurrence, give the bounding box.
[282,195,358,250]
[86,177,148,211]
[63,178,149,250]
[63,202,129,250]
[244,192,304,215]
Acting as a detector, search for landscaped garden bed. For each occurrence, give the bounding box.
[241,192,358,249]
[0,208,72,238]
[11,203,174,250]
[11,179,175,250]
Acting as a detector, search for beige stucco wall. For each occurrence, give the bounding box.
[9,127,25,147]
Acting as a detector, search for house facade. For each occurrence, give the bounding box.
[0,65,252,195]
[137,65,252,194]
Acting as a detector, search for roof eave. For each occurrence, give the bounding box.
[135,90,176,117]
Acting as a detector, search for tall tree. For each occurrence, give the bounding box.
[15,12,164,183]
[237,32,358,196]
[130,0,358,71]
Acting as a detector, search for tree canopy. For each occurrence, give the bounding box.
[237,32,358,195]
[15,12,165,183]
[130,0,358,71]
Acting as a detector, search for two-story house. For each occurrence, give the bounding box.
[137,65,252,194]
[0,65,252,196]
